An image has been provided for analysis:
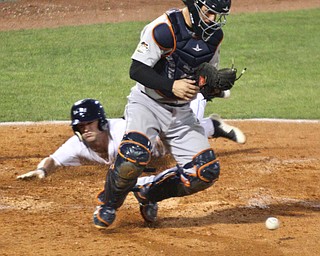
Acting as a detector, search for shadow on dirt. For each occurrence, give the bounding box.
[94,200,320,234]
[154,201,320,229]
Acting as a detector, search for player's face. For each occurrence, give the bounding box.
[200,6,217,24]
[77,120,101,143]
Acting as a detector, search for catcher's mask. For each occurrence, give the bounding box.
[70,98,109,134]
[183,0,231,41]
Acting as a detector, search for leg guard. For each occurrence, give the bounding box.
[193,148,220,183]
[101,132,152,209]
[138,149,219,203]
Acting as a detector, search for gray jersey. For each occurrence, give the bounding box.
[131,13,220,105]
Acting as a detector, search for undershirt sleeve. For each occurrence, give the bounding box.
[129,59,174,91]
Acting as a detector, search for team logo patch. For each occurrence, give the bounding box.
[73,107,87,117]
[137,41,149,54]
[192,44,203,52]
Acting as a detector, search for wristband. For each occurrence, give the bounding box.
[37,167,47,177]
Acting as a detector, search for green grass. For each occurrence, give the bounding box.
[0,9,319,122]
[215,9,320,119]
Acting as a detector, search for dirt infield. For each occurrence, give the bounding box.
[1,120,320,255]
[1,0,320,255]
[1,0,320,31]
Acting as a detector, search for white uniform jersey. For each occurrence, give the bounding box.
[50,119,125,167]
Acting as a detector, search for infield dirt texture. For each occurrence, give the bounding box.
[1,1,320,255]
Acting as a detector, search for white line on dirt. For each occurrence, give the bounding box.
[0,121,70,126]
[228,118,320,123]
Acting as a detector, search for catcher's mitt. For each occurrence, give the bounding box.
[196,62,238,101]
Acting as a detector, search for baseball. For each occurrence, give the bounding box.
[265,217,280,230]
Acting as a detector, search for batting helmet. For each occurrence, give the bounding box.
[70,98,109,133]
[182,0,231,41]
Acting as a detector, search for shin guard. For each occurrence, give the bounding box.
[139,149,219,203]
[102,132,151,209]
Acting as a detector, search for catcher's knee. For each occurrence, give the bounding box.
[193,148,220,183]
[115,131,152,180]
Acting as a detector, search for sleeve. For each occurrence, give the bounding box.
[209,44,221,69]
[131,17,166,67]
[129,60,173,91]
[50,136,83,166]
[130,16,175,91]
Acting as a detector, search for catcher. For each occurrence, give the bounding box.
[93,0,246,229]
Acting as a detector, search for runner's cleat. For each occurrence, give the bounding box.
[210,114,246,144]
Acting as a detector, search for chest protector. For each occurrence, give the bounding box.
[153,9,223,100]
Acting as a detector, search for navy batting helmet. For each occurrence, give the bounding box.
[70,98,109,133]
[183,0,231,41]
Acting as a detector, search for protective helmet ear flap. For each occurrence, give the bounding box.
[98,118,109,131]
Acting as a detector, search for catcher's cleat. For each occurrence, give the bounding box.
[93,205,116,229]
[210,114,246,144]
[134,187,158,223]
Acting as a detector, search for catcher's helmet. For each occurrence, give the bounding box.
[182,0,231,41]
[70,98,109,133]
